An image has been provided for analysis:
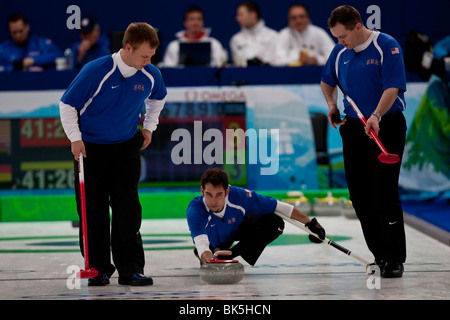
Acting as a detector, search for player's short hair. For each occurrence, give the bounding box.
[328,5,363,30]
[238,1,261,20]
[122,22,159,50]
[8,13,28,25]
[288,4,310,18]
[184,5,204,21]
[201,168,229,191]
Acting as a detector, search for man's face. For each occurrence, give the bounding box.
[330,22,362,50]
[124,42,155,69]
[236,6,255,28]
[201,183,229,213]
[184,11,204,35]
[81,27,101,45]
[9,20,30,45]
[288,6,310,32]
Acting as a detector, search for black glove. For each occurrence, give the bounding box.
[305,218,326,244]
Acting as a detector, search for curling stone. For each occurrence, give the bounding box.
[200,251,244,285]
[313,191,342,216]
[284,191,312,215]
[341,198,357,219]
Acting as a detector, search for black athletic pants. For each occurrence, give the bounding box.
[217,214,285,266]
[74,131,145,277]
[339,111,407,263]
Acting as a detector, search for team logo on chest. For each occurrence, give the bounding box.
[228,217,236,224]
[366,59,379,65]
[134,84,145,91]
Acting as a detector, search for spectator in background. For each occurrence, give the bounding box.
[163,5,228,67]
[433,35,450,60]
[273,4,335,66]
[0,13,61,72]
[70,16,110,69]
[434,35,450,81]
[230,1,278,67]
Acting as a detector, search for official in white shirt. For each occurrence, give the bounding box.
[162,6,227,68]
[229,2,278,67]
[273,4,335,66]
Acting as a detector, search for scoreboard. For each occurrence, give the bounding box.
[0,101,247,190]
[1,117,76,190]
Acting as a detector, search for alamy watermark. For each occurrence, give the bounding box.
[366,264,381,289]
[366,5,381,30]
[171,121,279,176]
[66,265,81,289]
[66,5,81,30]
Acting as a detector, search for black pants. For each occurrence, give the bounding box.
[74,131,145,277]
[216,214,285,266]
[340,112,407,263]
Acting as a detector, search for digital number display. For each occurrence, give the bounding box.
[20,167,74,189]
[20,118,70,147]
[1,118,74,189]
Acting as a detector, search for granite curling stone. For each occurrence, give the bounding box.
[200,251,244,284]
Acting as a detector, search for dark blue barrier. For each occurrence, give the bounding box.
[0,66,422,91]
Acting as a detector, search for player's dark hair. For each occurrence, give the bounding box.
[184,5,204,21]
[122,22,159,50]
[328,5,363,30]
[238,1,261,20]
[201,168,229,191]
[8,13,28,25]
[288,4,310,18]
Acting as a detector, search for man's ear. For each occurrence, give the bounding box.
[124,42,133,53]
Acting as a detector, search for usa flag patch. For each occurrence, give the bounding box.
[245,189,252,197]
[391,47,400,54]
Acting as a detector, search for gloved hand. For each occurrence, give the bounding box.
[305,218,326,244]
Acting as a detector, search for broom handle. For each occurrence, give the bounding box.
[335,80,390,155]
[274,211,371,267]
[79,153,90,270]
[345,96,389,155]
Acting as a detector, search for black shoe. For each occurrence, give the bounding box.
[382,262,404,278]
[118,273,153,286]
[88,265,116,286]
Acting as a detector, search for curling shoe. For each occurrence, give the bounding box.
[382,262,404,278]
[119,273,153,286]
[88,265,116,286]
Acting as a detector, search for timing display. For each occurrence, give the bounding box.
[20,118,70,147]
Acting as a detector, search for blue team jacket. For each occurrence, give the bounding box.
[60,52,167,144]
[321,31,406,118]
[187,186,278,247]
